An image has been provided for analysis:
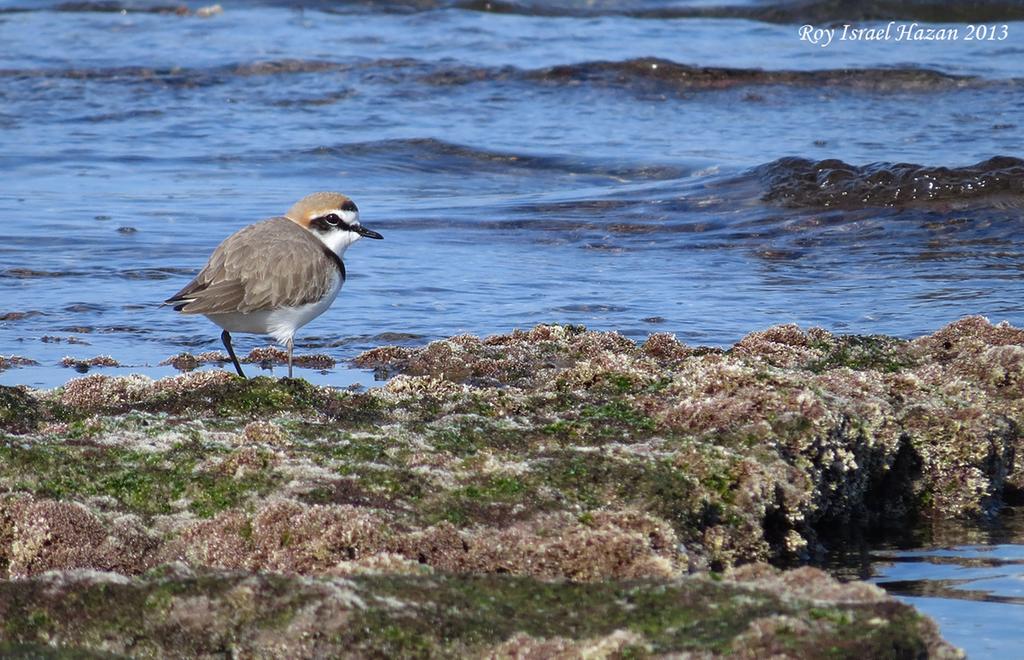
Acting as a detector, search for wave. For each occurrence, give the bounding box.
[306,138,690,179]
[366,57,990,93]
[452,0,1024,23]
[0,57,1006,95]
[520,58,981,92]
[21,0,1024,23]
[0,59,349,86]
[758,156,1024,209]
[4,2,197,14]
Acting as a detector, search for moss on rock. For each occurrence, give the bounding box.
[0,317,1016,655]
[0,564,960,658]
[0,385,43,434]
[1,317,1020,574]
[0,438,280,520]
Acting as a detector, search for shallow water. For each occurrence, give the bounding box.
[833,507,1024,658]
[0,1,1023,651]
[873,547,1024,658]
[1,0,1023,390]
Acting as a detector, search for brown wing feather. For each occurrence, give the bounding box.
[166,217,340,315]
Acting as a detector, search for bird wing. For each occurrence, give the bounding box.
[165,217,344,315]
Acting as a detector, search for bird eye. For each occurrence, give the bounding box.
[325,214,341,225]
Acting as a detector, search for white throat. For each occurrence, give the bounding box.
[315,227,361,257]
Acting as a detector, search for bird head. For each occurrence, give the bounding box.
[286,192,383,256]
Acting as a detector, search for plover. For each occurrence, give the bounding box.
[165,192,382,378]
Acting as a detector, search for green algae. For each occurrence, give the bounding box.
[0,385,42,434]
[130,376,328,419]
[299,429,393,463]
[342,464,427,503]
[0,641,115,659]
[546,399,657,443]
[430,426,487,456]
[542,450,700,525]
[0,570,948,658]
[0,438,278,519]
[1,570,319,658]
[350,575,761,654]
[805,334,917,374]
[47,375,352,425]
[428,473,533,526]
[426,415,532,456]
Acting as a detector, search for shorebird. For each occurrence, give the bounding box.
[165,192,382,378]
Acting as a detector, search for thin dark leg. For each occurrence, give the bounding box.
[221,330,246,378]
[287,337,294,379]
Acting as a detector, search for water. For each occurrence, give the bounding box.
[1,0,1023,389]
[0,2,1022,651]
[874,546,1024,658]
[839,507,1024,659]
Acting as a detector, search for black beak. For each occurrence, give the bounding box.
[355,224,383,240]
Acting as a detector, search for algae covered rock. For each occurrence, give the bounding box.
[0,317,1014,656]
[0,563,961,658]
[0,385,42,434]
[0,317,1020,574]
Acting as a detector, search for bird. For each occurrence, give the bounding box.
[165,192,383,379]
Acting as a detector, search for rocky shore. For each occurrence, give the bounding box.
[3,316,1018,657]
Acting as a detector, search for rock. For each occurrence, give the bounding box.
[0,317,1014,656]
[0,564,960,658]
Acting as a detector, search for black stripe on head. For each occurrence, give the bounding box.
[310,202,359,232]
[310,214,340,232]
[310,213,357,232]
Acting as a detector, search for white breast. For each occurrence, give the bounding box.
[207,271,343,345]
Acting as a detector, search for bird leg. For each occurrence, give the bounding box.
[286,337,294,379]
[221,330,246,378]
